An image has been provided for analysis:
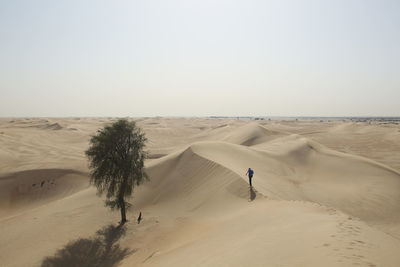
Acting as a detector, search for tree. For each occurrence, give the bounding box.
[85,119,148,224]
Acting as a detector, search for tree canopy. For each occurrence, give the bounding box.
[85,119,148,224]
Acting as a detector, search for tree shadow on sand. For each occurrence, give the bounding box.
[41,224,135,267]
[249,187,256,201]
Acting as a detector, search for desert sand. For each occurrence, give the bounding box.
[0,117,400,267]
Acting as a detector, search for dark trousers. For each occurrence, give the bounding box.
[249,175,253,187]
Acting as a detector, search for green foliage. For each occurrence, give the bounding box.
[85,119,148,220]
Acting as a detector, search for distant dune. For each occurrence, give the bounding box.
[0,118,399,267]
[224,122,288,146]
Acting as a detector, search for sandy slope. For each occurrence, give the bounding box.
[223,122,288,146]
[127,200,400,267]
[0,168,89,217]
[0,118,399,267]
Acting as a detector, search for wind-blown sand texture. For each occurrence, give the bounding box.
[0,117,399,267]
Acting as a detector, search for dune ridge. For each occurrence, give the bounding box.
[224,122,288,146]
[193,139,400,231]
[124,136,400,266]
[136,146,254,214]
[132,134,400,235]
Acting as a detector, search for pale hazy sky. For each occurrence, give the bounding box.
[1,0,399,117]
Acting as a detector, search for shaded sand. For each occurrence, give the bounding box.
[0,117,399,267]
[0,168,89,218]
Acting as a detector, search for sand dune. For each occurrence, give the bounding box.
[0,118,399,267]
[125,137,400,266]
[5,119,64,130]
[224,122,288,146]
[136,145,251,214]
[0,169,89,218]
[138,137,400,235]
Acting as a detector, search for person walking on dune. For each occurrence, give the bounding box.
[246,168,254,187]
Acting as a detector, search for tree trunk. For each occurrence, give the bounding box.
[120,198,127,225]
[119,175,128,225]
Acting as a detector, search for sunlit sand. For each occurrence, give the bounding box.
[1,117,400,267]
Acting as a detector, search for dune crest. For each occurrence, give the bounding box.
[136,146,254,214]
[139,137,400,237]
[224,122,287,146]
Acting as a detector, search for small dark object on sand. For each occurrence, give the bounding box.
[137,212,142,224]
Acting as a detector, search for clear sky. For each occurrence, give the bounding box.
[1,0,399,117]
